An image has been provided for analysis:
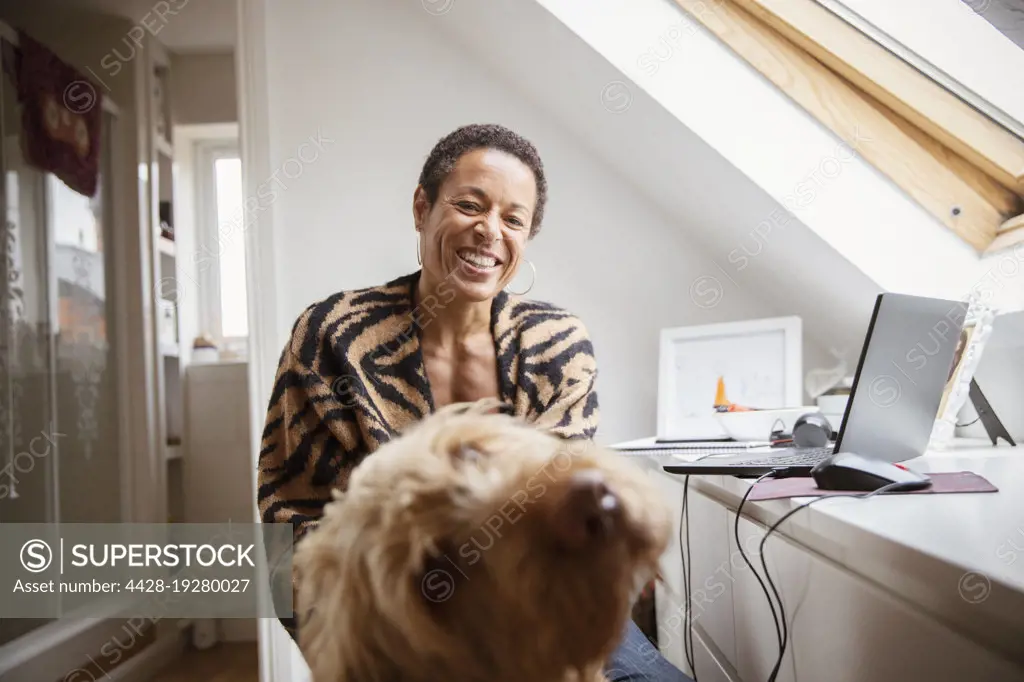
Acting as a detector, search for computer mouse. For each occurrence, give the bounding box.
[810,452,932,492]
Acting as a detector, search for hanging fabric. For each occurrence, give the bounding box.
[8,30,102,198]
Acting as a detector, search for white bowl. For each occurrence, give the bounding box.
[816,394,850,415]
[714,406,822,442]
[822,413,845,432]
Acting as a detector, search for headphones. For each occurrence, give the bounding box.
[792,412,834,447]
[771,412,834,448]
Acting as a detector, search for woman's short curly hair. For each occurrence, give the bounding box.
[417,124,548,238]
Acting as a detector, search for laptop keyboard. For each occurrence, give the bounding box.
[617,447,756,457]
[729,446,834,467]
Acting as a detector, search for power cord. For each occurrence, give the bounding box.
[678,475,696,679]
[684,478,696,678]
[676,459,802,680]
[733,471,786,661]
[677,452,769,680]
[735,473,919,681]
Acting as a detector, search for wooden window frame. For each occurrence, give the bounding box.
[673,0,1024,254]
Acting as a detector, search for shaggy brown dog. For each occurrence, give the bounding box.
[294,398,672,682]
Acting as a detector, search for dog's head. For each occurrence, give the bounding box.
[294,399,672,682]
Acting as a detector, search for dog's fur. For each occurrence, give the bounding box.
[294,399,672,682]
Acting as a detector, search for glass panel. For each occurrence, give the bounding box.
[51,109,121,525]
[819,0,1024,132]
[214,156,247,338]
[979,0,1024,52]
[0,55,120,647]
[0,43,57,646]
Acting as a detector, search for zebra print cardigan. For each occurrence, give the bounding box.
[257,269,600,637]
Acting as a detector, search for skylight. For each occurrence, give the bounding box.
[817,0,1024,135]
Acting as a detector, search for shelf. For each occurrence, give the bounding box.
[165,444,182,461]
[160,342,180,358]
[158,235,176,257]
[156,135,173,159]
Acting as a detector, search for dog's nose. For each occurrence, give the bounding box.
[553,470,621,549]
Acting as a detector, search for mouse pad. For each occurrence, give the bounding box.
[747,471,998,501]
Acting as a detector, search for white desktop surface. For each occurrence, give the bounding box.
[614,436,1024,670]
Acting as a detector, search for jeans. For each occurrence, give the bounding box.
[604,620,693,682]
[285,613,691,680]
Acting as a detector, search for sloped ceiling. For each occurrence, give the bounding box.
[417,0,883,367]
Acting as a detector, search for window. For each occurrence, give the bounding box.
[213,157,247,338]
[818,0,1024,133]
[673,0,1024,253]
[196,141,248,357]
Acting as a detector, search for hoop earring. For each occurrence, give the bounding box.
[505,260,536,296]
[415,232,421,266]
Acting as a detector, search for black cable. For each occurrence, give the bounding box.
[956,416,981,428]
[673,453,746,680]
[677,480,691,672]
[676,456,787,681]
[758,526,788,682]
[757,480,915,682]
[684,476,696,680]
[733,471,784,657]
[678,476,695,677]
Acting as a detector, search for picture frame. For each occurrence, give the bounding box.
[929,296,997,449]
[657,316,803,440]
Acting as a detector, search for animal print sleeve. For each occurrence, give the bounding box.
[257,306,354,546]
[530,314,601,440]
[258,304,363,641]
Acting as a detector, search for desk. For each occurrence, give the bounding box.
[613,437,1024,682]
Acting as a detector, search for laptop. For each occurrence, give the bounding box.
[660,292,968,476]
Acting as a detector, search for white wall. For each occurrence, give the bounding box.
[248,0,811,447]
[170,52,238,125]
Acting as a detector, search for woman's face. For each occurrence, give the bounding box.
[414,148,537,302]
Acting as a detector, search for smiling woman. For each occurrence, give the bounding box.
[256,124,690,681]
[410,127,547,407]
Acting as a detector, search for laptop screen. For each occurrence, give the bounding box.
[835,293,967,463]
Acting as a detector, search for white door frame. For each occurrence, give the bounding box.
[236,2,294,681]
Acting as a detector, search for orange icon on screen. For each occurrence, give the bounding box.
[714,376,729,407]
[714,376,756,412]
